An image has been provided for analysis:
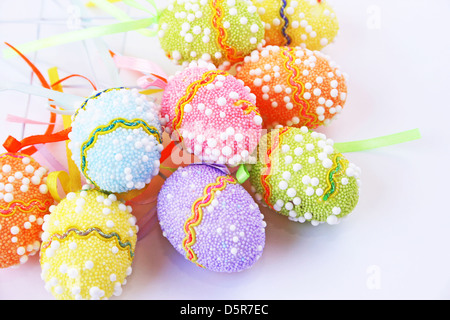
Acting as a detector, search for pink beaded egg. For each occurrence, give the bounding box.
[160,61,263,165]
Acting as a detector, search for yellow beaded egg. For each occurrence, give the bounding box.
[40,187,138,300]
[252,0,339,50]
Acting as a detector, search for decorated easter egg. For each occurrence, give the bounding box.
[235,45,348,129]
[158,0,265,69]
[157,164,266,272]
[0,153,53,268]
[252,0,339,50]
[161,61,262,165]
[249,126,360,226]
[68,87,163,194]
[40,187,138,300]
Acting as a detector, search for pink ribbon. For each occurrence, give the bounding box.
[112,53,168,89]
[34,144,67,172]
[6,114,55,126]
[137,74,167,90]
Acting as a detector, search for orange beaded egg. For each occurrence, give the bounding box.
[0,152,54,268]
[235,45,348,129]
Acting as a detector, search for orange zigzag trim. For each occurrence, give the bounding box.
[0,199,52,217]
[280,47,320,128]
[182,175,236,267]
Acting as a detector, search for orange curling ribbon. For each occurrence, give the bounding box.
[4,42,98,157]
[5,42,57,136]
[2,128,72,202]
[3,128,72,155]
[160,140,176,164]
[51,73,97,92]
[5,44,104,202]
[45,67,99,202]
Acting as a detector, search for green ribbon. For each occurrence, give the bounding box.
[3,17,158,58]
[88,0,158,37]
[235,128,421,184]
[236,164,250,184]
[334,128,421,153]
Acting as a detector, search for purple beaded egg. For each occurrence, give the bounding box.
[157,164,266,273]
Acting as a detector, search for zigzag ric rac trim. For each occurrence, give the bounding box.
[80,118,161,188]
[280,47,319,128]
[0,199,52,217]
[173,69,229,140]
[41,227,135,259]
[182,175,236,267]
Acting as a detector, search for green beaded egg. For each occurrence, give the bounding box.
[249,126,360,226]
[158,0,265,69]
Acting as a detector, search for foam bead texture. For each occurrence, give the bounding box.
[158,0,265,69]
[0,153,53,268]
[69,88,163,194]
[161,62,262,165]
[157,164,266,272]
[40,188,138,300]
[249,127,360,226]
[252,0,339,51]
[235,45,348,129]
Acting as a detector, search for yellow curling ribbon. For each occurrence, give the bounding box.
[140,88,164,95]
[46,67,82,202]
[47,170,72,203]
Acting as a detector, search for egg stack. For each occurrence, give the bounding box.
[0,0,365,300]
[154,0,359,274]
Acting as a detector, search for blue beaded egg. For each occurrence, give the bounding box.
[68,88,163,194]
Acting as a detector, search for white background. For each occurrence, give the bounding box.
[0,0,449,300]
